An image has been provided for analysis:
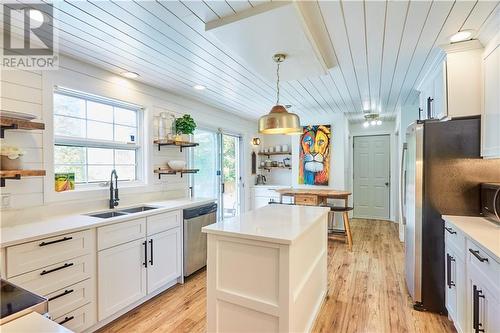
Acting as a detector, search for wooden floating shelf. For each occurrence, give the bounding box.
[258,152,292,157]
[0,117,45,138]
[0,169,46,187]
[153,139,199,152]
[154,168,199,179]
[259,166,292,171]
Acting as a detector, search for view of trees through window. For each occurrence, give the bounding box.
[53,91,139,183]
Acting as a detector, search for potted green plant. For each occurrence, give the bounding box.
[175,114,196,142]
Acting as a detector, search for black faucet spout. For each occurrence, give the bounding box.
[109,169,119,209]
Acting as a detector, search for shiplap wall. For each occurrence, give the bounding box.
[1,69,45,207]
[0,55,257,226]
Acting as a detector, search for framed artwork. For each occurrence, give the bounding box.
[298,125,331,186]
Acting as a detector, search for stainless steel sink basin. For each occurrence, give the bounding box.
[118,206,159,213]
[88,211,127,219]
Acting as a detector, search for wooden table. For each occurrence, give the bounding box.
[274,188,352,207]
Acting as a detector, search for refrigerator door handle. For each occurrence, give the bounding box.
[399,143,408,225]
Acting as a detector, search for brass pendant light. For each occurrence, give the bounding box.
[258,54,301,135]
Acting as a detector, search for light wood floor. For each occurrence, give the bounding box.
[98,219,455,333]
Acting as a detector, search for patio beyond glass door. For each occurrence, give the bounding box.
[221,133,241,219]
[192,129,241,220]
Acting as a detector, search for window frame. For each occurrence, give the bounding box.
[53,87,144,187]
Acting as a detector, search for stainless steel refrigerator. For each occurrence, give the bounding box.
[401,117,500,313]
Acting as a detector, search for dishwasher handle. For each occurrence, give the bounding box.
[183,203,217,220]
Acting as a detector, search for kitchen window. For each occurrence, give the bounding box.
[53,88,143,184]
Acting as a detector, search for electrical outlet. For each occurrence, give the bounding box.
[1,193,11,209]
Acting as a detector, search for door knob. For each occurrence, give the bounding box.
[385,182,389,186]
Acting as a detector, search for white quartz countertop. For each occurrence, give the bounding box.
[0,197,216,248]
[1,312,72,333]
[443,215,500,262]
[202,204,330,244]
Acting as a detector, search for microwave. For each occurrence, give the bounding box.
[481,183,500,224]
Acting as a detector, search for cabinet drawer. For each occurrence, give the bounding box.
[467,239,500,293]
[8,254,93,296]
[147,210,181,236]
[294,194,319,206]
[6,229,94,278]
[47,279,94,319]
[444,221,466,259]
[98,218,146,250]
[54,302,96,333]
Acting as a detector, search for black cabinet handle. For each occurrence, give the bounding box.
[469,249,489,263]
[40,263,74,276]
[444,227,456,235]
[446,254,455,288]
[58,316,74,325]
[473,285,485,333]
[143,241,147,268]
[48,289,74,301]
[149,239,154,266]
[39,236,73,247]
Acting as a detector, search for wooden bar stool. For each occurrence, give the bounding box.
[323,205,354,251]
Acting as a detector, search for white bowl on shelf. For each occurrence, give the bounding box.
[167,160,186,171]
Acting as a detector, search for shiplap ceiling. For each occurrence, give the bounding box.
[8,0,499,121]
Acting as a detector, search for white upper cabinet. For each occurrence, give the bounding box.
[418,40,484,121]
[482,39,500,159]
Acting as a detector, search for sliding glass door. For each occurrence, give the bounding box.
[221,133,241,219]
[191,129,241,220]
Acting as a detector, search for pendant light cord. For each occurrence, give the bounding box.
[276,61,280,105]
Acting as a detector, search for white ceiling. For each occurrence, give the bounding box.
[9,0,499,121]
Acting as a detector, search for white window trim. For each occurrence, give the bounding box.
[53,87,145,188]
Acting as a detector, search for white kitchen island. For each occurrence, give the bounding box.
[202,204,330,333]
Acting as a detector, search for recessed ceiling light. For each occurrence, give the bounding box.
[121,71,140,79]
[193,85,206,90]
[449,30,474,43]
[363,121,369,128]
[29,9,44,23]
[376,120,382,126]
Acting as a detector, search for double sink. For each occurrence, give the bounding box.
[87,205,158,219]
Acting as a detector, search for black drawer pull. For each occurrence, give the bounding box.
[39,236,73,247]
[40,262,74,276]
[473,285,485,333]
[446,253,455,288]
[58,316,74,325]
[469,249,489,263]
[149,239,154,266]
[48,289,74,302]
[444,227,456,235]
[143,241,148,268]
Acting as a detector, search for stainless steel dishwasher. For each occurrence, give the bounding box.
[183,203,217,277]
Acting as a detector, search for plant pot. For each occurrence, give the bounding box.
[181,134,191,142]
[0,155,22,170]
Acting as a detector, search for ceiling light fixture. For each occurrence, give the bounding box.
[121,71,140,79]
[449,30,474,43]
[258,54,301,135]
[193,85,206,90]
[363,113,382,128]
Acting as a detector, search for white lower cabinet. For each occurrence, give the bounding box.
[445,246,466,332]
[466,269,500,333]
[147,228,181,294]
[445,220,500,333]
[97,212,182,321]
[97,238,147,320]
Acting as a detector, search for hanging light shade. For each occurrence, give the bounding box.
[259,54,301,135]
